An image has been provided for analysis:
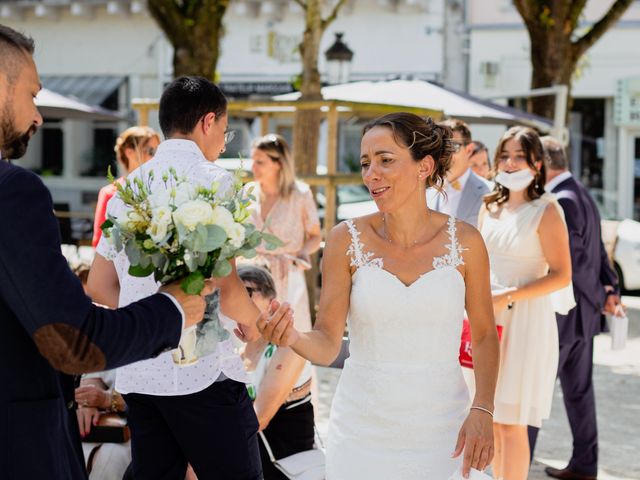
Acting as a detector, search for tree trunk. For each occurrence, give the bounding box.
[527,27,576,120]
[292,0,324,176]
[147,0,229,80]
[514,0,633,122]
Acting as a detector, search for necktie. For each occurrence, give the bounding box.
[450,179,462,191]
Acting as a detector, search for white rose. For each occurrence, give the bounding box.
[173,182,196,206]
[148,189,172,209]
[146,206,173,243]
[226,222,246,248]
[173,200,214,231]
[210,206,235,232]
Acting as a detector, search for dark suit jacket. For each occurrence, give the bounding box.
[552,175,618,343]
[0,161,183,479]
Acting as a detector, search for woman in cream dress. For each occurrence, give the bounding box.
[480,127,573,480]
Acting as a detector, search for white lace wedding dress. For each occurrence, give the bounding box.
[326,217,470,479]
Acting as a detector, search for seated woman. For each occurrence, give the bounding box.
[73,265,131,480]
[76,370,130,480]
[238,265,316,480]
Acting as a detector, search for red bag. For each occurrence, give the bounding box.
[459,318,503,369]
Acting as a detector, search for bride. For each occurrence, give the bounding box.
[259,113,500,479]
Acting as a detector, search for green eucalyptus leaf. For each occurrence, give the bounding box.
[139,253,152,269]
[202,224,227,252]
[236,248,257,259]
[125,241,141,265]
[151,252,167,269]
[212,258,232,278]
[261,232,284,250]
[184,252,199,272]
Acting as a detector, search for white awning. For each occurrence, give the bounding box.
[41,75,126,106]
[275,80,552,131]
[36,88,125,121]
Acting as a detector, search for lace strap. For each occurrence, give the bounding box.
[433,216,465,269]
[345,219,382,269]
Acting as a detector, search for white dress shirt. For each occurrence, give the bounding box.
[435,168,471,216]
[97,139,249,396]
[545,170,572,193]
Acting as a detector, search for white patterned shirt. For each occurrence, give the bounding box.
[96,139,249,396]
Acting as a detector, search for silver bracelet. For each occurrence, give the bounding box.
[470,405,494,417]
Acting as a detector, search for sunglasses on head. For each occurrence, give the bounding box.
[143,146,156,156]
[224,130,236,145]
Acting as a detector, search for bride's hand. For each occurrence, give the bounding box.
[256,300,300,347]
[451,409,494,477]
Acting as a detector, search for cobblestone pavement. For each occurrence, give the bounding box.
[315,296,640,479]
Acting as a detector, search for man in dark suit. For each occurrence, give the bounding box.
[0,25,208,479]
[528,136,621,480]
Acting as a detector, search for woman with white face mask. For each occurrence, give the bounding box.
[479,126,573,480]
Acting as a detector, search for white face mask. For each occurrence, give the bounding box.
[495,169,535,192]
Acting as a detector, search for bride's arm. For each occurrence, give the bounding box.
[462,226,500,413]
[258,223,352,366]
[454,224,500,474]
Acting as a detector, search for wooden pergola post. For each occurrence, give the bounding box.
[325,101,339,232]
[260,113,270,136]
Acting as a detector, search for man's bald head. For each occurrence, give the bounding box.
[540,135,569,171]
[0,24,34,85]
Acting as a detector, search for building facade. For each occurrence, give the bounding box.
[1,0,445,240]
[467,0,640,220]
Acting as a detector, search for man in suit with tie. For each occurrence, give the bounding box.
[529,136,621,480]
[427,119,491,227]
[0,25,209,479]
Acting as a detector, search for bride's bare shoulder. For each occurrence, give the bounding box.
[455,220,489,260]
[326,214,378,251]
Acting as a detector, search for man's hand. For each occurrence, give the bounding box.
[256,300,299,347]
[160,281,214,329]
[603,292,623,316]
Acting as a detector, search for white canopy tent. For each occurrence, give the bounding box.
[275,79,552,132]
[35,88,124,121]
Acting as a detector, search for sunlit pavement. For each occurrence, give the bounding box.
[315,295,640,479]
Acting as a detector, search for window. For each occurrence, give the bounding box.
[83,125,118,177]
[41,122,63,176]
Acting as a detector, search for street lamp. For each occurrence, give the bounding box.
[324,33,354,85]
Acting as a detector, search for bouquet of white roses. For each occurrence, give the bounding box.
[101,167,281,295]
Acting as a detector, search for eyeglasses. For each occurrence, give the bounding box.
[451,141,469,153]
[224,130,236,145]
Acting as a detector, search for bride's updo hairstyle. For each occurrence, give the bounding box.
[484,126,546,209]
[362,113,454,193]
